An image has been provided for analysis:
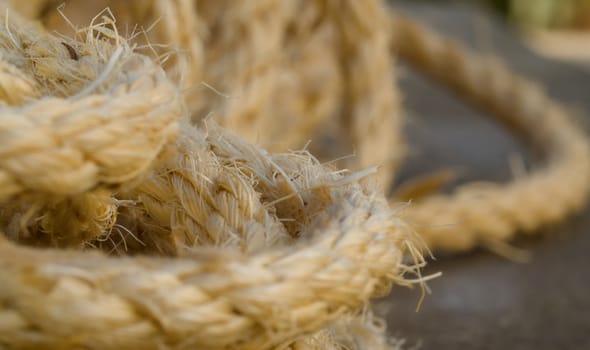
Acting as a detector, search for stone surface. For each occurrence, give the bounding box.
[386,3,590,349]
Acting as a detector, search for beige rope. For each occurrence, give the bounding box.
[392,16,590,252]
[17,0,404,188]
[0,0,589,348]
[0,185,419,349]
[0,7,180,246]
[0,3,420,348]
[23,1,590,254]
[0,197,418,349]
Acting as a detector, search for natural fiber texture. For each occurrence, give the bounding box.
[16,0,403,188]
[0,0,589,349]
[0,7,180,246]
[20,0,590,253]
[0,2,417,348]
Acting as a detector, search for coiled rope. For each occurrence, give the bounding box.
[0,0,588,349]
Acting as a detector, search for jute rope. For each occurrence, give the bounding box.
[391,16,590,252]
[21,0,403,187]
[0,0,588,349]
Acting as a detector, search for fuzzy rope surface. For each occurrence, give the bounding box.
[0,3,422,349]
[20,0,590,254]
[0,190,418,349]
[0,0,589,349]
[17,0,404,188]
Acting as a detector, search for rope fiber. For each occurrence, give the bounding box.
[0,0,588,348]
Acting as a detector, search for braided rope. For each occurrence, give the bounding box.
[0,8,180,198]
[0,3,420,349]
[0,188,417,349]
[0,0,588,348]
[18,0,404,189]
[392,15,590,252]
[0,7,180,246]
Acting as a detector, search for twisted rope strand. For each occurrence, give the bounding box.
[0,185,419,349]
[0,9,180,200]
[392,15,590,252]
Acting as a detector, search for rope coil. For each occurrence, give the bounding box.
[393,15,590,251]
[0,0,588,349]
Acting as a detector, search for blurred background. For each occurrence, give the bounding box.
[403,0,590,65]
[408,0,590,29]
[387,1,590,349]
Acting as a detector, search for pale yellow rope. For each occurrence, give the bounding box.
[0,1,589,349]
[392,15,590,252]
[0,189,417,349]
[0,3,420,349]
[0,8,180,246]
[16,0,404,188]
